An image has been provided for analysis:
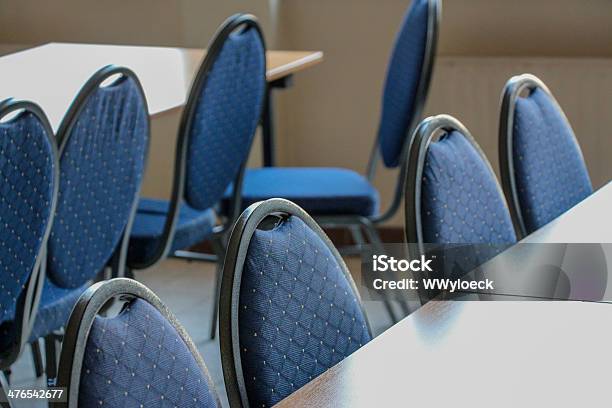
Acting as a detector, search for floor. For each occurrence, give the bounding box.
[8,256,396,407]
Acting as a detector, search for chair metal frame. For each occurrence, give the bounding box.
[219,198,372,408]
[126,14,267,339]
[313,0,440,320]
[35,64,150,383]
[0,99,59,405]
[498,73,588,239]
[404,114,512,302]
[53,278,221,408]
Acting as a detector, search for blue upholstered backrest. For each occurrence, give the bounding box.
[79,298,219,408]
[378,0,431,168]
[0,111,56,324]
[184,26,265,211]
[238,216,371,407]
[512,87,592,233]
[421,131,517,244]
[48,76,149,288]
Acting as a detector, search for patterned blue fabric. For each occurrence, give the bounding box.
[239,216,371,407]
[421,131,517,244]
[0,112,55,327]
[222,167,380,217]
[79,298,219,408]
[185,27,265,211]
[28,278,86,341]
[127,198,217,265]
[378,0,430,168]
[512,88,592,233]
[47,76,149,288]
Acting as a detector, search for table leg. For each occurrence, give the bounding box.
[262,75,294,167]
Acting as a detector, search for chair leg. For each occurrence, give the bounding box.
[209,237,226,340]
[209,263,223,340]
[44,335,58,386]
[31,340,44,378]
[0,370,13,408]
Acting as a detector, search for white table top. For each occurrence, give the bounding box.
[0,42,323,131]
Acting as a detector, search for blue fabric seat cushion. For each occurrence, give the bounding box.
[222,167,380,217]
[128,198,217,264]
[30,278,88,341]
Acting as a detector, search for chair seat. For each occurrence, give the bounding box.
[128,198,217,265]
[29,278,88,341]
[222,167,380,217]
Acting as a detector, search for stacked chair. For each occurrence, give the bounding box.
[126,13,267,340]
[54,278,220,408]
[29,65,150,384]
[0,99,58,404]
[499,74,593,238]
[221,0,441,322]
[219,198,372,407]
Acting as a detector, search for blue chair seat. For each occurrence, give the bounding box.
[223,167,380,217]
[30,278,88,342]
[128,198,217,264]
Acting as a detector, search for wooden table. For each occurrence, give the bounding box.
[278,299,612,407]
[0,42,323,164]
[461,182,612,302]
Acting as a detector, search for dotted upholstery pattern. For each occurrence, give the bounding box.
[79,298,219,408]
[421,131,517,245]
[0,112,56,329]
[28,278,86,342]
[185,26,266,211]
[378,0,430,168]
[47,76,149,289]
[238,216,371,407]
[221,167,380,217]
[512,87,592,233]
[128,198,217,265]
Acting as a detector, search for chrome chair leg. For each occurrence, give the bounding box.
[208,237,226,340]
[0,370,13,408]
[31,341,44,378]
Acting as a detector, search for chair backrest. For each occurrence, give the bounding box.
[0,100,58,367]
[183,14,266,211]
[376,0,439,169]
[499,74,592,238]
[55,278,220,408]
[405,115,517,246]
[48,66,149,288]
[220,199,371,407]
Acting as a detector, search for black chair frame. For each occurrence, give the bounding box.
[404,114,511,302]
[35,65,150,383]
[498,73,586,239]
[125,14,267,340]
[0,99,59,406]
[219,198,372,408]
[53,278,220,408]
[314,0,440,321]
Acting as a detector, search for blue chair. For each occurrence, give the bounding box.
[404,115,517,297]
[220,0,440,322]
[29,65,150,382]
[126,14,267,339]
[0,100,58,399]
[219,198,372,407]
[499,74,592,238]
[55,278,220,408]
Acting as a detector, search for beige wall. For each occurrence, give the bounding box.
[1,0,611,226]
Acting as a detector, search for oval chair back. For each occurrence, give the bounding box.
[55,278,220,407]
[499,74,592,238]
[0,100,58,369]
[48,65,150,287]
[368,0,440,223]
[220,198,372,407]
[127,13,267,269]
